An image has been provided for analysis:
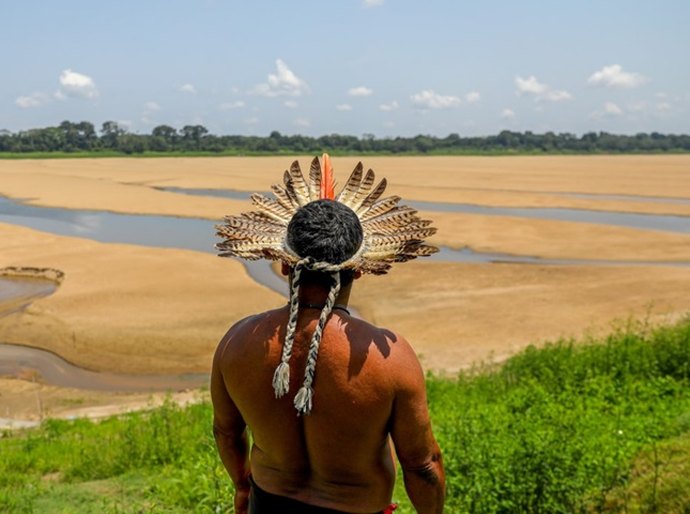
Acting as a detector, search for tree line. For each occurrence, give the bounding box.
[1,120,689,155]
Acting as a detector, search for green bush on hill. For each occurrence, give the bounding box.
[1,319,689,513]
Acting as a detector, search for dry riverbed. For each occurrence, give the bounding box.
[1,155,690,421]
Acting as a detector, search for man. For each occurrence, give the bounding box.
[212,156,445,513]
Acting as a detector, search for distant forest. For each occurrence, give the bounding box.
[2,120,690,155]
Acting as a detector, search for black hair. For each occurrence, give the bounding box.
[287,199,363,288]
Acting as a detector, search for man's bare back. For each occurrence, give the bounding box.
[212,300,444,513]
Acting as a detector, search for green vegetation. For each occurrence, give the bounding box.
[2,121,690,156]
[2,318,690,513]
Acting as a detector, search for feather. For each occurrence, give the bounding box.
[287,160,311,206]
[356,178,388,214]
[282,169,301,206]
[270,184,298,211]
[219,215,284,233]
[216,238,283,253]
[361,206,419,228]
[345,169,376,211]
[320,153,336,200]
[336,162,363,205]
[308,156,321,201]
[359,196,402,222]
[238,211,288,228]
[363,239,437,262]
[365,226,437,240]
[216,226,283,244]
[251,193,294,223]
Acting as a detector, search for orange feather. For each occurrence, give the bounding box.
[320,153,336,199]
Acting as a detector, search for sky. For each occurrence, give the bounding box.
[2,0,689,137]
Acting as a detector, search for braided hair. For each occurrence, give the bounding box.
[273,200,363,414]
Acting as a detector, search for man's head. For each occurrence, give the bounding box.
[286,199,363,287]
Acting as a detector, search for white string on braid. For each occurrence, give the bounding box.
[293,270,341,415]
[271,256,346,414]
[271,260,305,398]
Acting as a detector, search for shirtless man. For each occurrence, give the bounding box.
[212,158,445,513]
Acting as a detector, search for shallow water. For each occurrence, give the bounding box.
[0,342,208,392]
[1,196,689,272]
[156,186,690,235]
[0,276,57,318]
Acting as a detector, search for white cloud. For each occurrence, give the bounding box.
[411,90,461,110]
[336,104,353,111]
[588,64,647,89]
[515,75,572,102]
[219,101,245,110]
[500,108,515,119]
[515,76,547,95]
[144,101,161,111]
[604,102,623,115]
[15,92,49,108]
[179,83,196,94]
[543,89,572,102]
[348,86,373,97]
[465,91,481,103]
[284,100,298,109]
[253,59,309,97]
[627,101,647,112]
[59,69,98,99]
[656,102,672,112]
[589,102,626,119]
[244,117,259,125]
[294,118,310,127]
[379,100,399,111]
[363,0,384,6]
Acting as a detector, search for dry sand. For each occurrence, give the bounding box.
[1,155,690,419]
[0,222,282,374]
[2,155,690,217]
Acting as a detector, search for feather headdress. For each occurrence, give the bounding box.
[216,155,438,414]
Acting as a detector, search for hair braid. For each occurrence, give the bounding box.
[293,270,341,415]
[271,260,305,398]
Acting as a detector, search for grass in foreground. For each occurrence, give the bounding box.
[1,318,690,513]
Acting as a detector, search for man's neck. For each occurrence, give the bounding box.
[297,283,352,309]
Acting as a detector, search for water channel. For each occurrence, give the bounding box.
[156,186,690,235]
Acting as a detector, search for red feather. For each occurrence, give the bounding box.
[320,153,336,199]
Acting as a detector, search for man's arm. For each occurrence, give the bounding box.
[390,342,445,514]
[210,339,251,514]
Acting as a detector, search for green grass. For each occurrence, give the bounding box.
[2,319,690,513]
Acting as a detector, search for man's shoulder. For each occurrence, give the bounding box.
[341,317,418,364]
[215,307,285,357]
[225,306,284,335]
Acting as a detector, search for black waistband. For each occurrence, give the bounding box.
[249,476,382,514]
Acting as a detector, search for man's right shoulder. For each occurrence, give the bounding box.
[223,307,282,337]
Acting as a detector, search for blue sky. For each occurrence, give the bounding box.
[2,0,689,137]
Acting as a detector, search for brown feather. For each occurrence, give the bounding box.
[251,193,294,223]
[361,206,419,228]
[287,160,311,205]
[359,195,402,221]
[308,156,321,201]
[346,169,376,211]
[270,184,298,211]
[356,178,388,214]
[336,162,364,206]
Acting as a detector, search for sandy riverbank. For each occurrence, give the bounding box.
[2,156,690,218]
